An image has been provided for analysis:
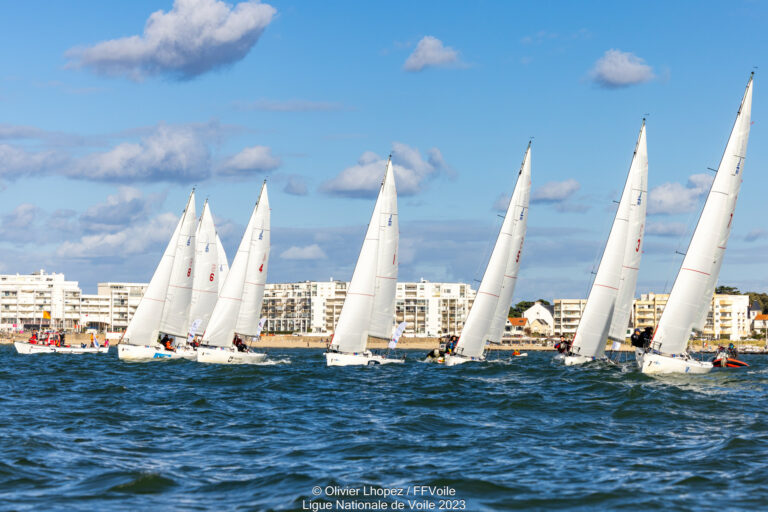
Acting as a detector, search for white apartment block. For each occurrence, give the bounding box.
[0,271,148,332]
[554,293,751,341]
[263,279,475,336]
[0,271,81,330]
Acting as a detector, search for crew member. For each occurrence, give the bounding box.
[630,328,643,348]
[161,334,174,351]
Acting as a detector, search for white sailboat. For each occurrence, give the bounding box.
[118,190,198,361]
[563,120,648,365]
[197,182,270,364]
[637,74,753,375]
[188,200,228,338]
[444,143,531,367]
[325,157,402,366]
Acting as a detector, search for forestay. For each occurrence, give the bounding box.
[653,75,753,355]
[159,192,197,337]
[332,158,397,353]
[571,121,647,358]
[122,191,192,346]
[456,144,531,358]
[202,182,269,347]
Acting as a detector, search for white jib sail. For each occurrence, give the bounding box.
[331,159,391,354]
[571,122,646,359]
[215,233,229,293]
[201,183,265,347]
[486,144,532,345]
[235,183,270,337]
[122,192,190,346]
[456,144,531,358]
[369,159,399,340]
[159,191,197,337]
[188,201,221,334]
[653,74,753,355]
[608,121,648,342]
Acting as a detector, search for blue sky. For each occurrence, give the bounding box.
[0,0,766,299]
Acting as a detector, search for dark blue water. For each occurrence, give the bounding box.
[1,346,767,511]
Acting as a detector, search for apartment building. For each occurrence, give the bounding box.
[0,271,81,330]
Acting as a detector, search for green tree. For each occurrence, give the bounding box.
[508,299,550,317]
[715,285,741,295]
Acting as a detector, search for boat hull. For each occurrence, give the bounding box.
[117,343,196,361]
[14,342,108,355]
[636,351,713,374]
[325,351,405,366]
[444,353,484,367]
[563,354,602,366]
[197,346,267,364]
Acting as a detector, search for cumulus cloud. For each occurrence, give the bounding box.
[322,143,449,198]
[590,49,654,88]
[0,144,69,180]
[234,99,345,112]
[57,212,179,258]
[646,221,687,237]
[403,36,461,72]
[532,179,580,203]
[70,124,211,182]
[648,173,712,215]
[79,186,162,233]
[217,145,281,177]
[280,244,327,260]
[0,204,78,245]
[66,0,276,81]
[283,175,308,196]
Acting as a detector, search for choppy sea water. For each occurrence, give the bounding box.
[1,346,767,511]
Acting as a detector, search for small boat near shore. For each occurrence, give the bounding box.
[14,341,109,355]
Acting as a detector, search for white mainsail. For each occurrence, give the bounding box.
[331,158,397,353]
[188,201,223,334]
[455,144,532,359]
[202,182,269,347]
[122,191,193,346]
[652,74,753,355]
[571,121,648,358]
[235,186,270,337]
[608,122,648,342]
[159,191,197,337]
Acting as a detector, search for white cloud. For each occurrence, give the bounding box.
[70,124,211,182]
[590,49,654,88]
[322,142,448,198]
[648,173,712,214]
[234,99,345,112]
[745,229,768,242]
[283,175,308,196]
[280,244,327,260]
[217,145,280,177]
[66,0,276,80]
[57,212,179,258]
[79,186,162,233]
[0,144,68,180]
[646,221,687,237]
[403,36,461,72]
[531,179,580,202]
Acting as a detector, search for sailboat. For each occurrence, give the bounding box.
[197,182,270,364]
[562,120,648,365]
[325,156,402,366]
[118,190,198,361]
[443,143,531,367]
[187,200,229,340]
[637,73,753,375]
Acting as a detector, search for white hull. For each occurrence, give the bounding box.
[117,343,196,361]
[563,354,605,366]
[325,351,405,367]
[636,351,713,374]
[14,342,108,355]
[197,346,267,364]
[444,353,485,367]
